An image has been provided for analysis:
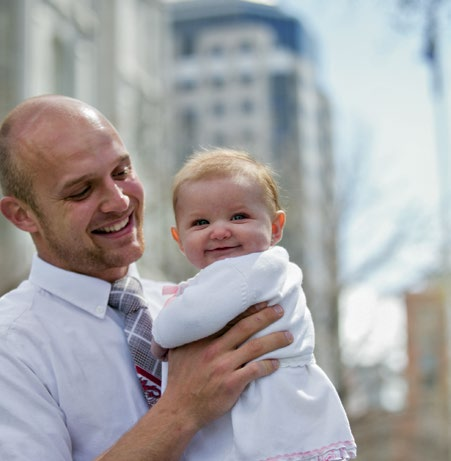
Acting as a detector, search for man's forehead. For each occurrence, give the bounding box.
[20,107,107,151]
[12,97,98,133]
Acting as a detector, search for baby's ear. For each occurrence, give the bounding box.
[0,196,40,233]
[271,210,286,245]
[170,226,185,253]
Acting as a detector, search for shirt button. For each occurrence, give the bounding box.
[95,305,104,315]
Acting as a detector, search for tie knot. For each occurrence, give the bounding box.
[109,276,147,314]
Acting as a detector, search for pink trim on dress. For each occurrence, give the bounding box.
[262,440,357,461]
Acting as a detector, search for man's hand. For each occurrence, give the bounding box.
[164,304,292,429]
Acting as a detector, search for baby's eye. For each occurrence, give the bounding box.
[231,214,248,221]
[192,219,209,227]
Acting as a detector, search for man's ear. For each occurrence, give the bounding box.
[271,210,286,245]
[170,226,185,254]
[0,196,39,233]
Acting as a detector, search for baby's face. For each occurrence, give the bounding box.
[172,176,284,269]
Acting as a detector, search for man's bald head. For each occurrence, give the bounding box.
[0,95,111,210]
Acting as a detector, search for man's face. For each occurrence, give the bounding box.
[23,105,145,282]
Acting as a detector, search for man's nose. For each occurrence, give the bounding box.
[100,182,130,213]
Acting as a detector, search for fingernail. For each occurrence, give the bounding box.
[253,302,267,312]
[273,305,283,315]
[285,331,294,343]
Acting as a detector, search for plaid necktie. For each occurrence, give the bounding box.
[109,276,161,407]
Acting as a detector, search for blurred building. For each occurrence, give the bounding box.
[394,282,448,460]
[165,0,340,383]
[347,280,449,460]
[0,0,171,292]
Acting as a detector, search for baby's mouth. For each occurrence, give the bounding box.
[207,245,239,253]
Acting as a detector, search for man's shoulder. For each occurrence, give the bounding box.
[0,280,36,336]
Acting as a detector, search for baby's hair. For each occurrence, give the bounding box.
[172,147,283,216]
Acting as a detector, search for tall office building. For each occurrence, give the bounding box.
[166,0,341,383]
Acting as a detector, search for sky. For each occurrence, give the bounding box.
[277,0,451,376]
[282,0,442,208]
[281,0,447,250]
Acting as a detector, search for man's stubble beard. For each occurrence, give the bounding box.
[37,216,146,277]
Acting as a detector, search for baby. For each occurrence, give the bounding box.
[151,148,356,461]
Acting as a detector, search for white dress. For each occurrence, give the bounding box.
[152,246,356,461]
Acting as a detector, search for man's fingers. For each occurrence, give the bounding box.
[244,301,269,315]
[218,305,293,374]
[234,329,292,365]
[239,357,280,380]
[220,305,285,350]
[221,302,270,332]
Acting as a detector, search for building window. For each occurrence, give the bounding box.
[212,102,226,117]
[210,75,226,89]
[212,131,226,146]
[179,108,197,155]
[177,79,197,91]
[241,99,254,114]
[239,73,254,85]
[241,129,255,144]
[210,44,224,57]
[238,40,253,53]
[179,35,195,57]
[53,35,75,96]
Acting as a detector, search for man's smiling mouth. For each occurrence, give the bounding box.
[94,216,130,234]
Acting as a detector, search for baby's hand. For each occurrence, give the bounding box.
[150,340,169,361]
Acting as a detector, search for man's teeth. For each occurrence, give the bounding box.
[99,217,129,233]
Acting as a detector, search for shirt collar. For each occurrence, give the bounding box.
[28,254,140,319]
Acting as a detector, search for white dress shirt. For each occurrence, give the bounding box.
[0,255,166,461]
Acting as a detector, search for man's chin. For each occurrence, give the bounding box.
[112,245,144,266]
[91,242,144,270]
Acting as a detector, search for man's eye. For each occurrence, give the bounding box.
[193,219,209,226]
[114,166,130,179]
[231,214,247,221]
[68,187,91,201]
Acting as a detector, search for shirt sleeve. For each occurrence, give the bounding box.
[152,248,290,349]
[0,343,73,461]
